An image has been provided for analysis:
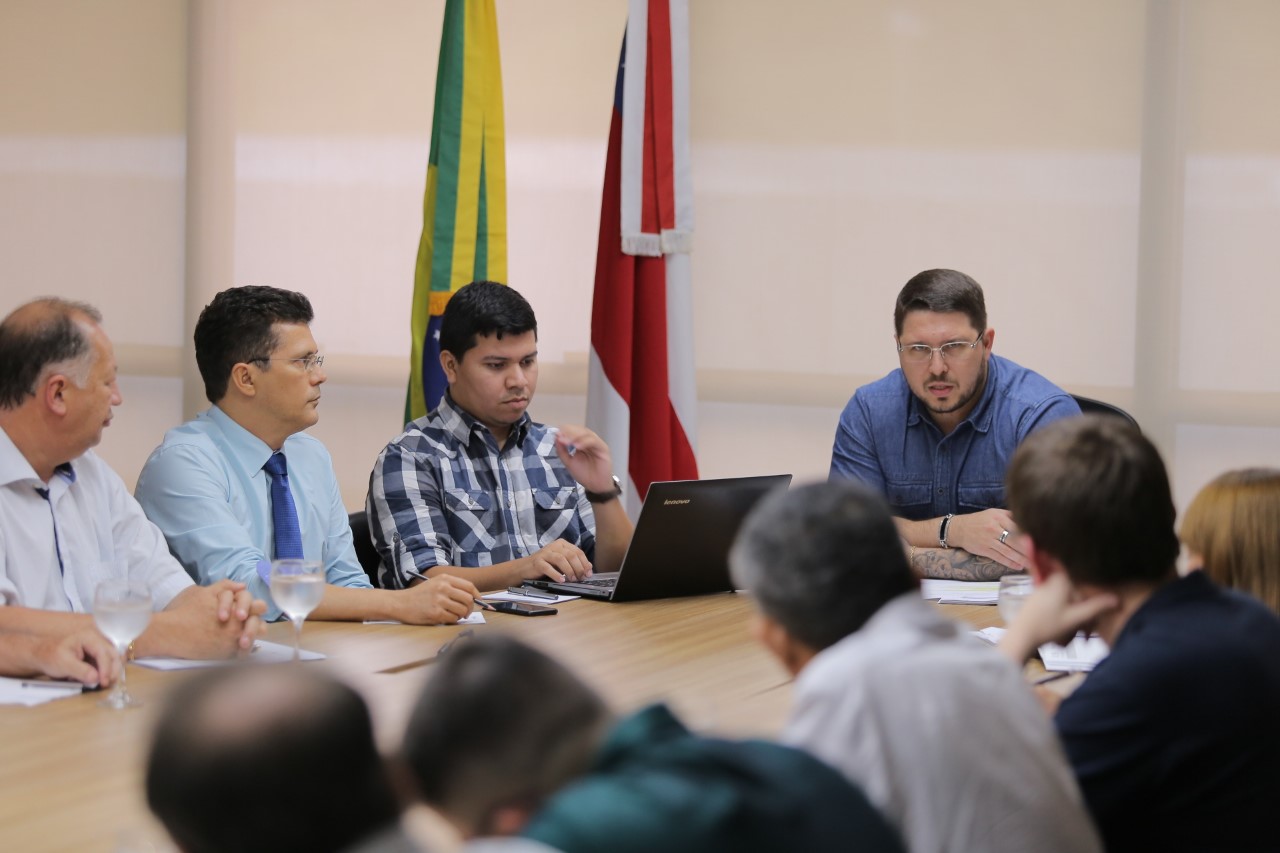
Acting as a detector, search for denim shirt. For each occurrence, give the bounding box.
[829,355,1079,520]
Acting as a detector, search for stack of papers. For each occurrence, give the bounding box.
[920,579,999,605]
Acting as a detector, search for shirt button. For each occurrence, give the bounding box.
[936,488,944,494]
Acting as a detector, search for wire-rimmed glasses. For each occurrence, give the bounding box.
[897,334,983,364]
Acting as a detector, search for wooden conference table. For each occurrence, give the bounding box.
[0,594,1015,851]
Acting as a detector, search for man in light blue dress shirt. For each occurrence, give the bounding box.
[136,286,478,623]
[830,269,1079,580]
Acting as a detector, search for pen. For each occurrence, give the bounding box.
[1032,671,1073,686]
[473,598,496,611]
[20,680,85,691]
[506,585,558,600]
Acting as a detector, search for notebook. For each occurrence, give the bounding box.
[526,474,792,602]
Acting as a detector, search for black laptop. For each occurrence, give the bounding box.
[526,474,792,602]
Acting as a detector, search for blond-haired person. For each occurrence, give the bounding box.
[1181,467,1280,614]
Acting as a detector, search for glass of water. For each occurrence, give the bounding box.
[270,559,325,661]
[997,574,1035,626]
[92,579,153,709]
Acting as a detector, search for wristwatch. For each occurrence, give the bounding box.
[585,474,623,504]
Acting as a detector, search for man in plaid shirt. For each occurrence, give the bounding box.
[368,282,633,592]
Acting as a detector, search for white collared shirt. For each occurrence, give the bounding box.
[784,592,1101,853]
[0,425,191,612]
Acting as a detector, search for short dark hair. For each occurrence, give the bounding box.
[730,481,919,651]
[439,281,537,362]
[399,635,609,834]
[0,298,102,409]
[1006,415,1179,587]
[194,286,314,403]
[893,269,988,337]
[146,665,399,853]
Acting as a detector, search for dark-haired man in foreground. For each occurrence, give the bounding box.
[137,286,478,624]
[730,480,1100,853]
[398,634,904,852]
[830,268,1079,579]
[147,665,422,853]
[998,416,1280,852]
[369,281,632,592]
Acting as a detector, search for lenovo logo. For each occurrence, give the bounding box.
[663,499,691,506]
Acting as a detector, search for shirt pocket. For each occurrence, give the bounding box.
[532,485,580,545]
[957,483,1005,514]
[885,482,932,517]
[443,488,498,554]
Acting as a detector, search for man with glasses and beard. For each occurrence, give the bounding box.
[830,269,1078,580]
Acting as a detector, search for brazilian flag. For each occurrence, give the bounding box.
[407,0,507,423]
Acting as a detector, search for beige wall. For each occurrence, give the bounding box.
[2,0,1277,517]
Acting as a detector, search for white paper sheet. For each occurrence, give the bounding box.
[132,639,326,670]
[482,591,580,604]
[1038,635,1109,672]
[970,626,1109,672]
[363,611,487,626]
[0,676,86,706]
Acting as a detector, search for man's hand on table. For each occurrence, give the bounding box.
[945,508,1028,571]
[143,581,268,659]
[398,575,480,625]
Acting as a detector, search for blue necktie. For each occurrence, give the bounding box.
[263,452,304,560]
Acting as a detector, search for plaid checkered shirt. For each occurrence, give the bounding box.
[367,392,596,588]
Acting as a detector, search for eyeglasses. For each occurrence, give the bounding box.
[248,354,325,372]
[897,335,983,364]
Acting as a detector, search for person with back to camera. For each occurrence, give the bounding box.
[396,634,905,853]
[998,416,1280,851]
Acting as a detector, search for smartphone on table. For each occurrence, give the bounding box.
[489,600,558,617]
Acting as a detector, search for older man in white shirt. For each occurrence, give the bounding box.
[730,480,1101,853]
[0,298,265,662]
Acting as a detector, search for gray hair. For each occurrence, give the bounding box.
[0,298,102,408]
[730,480,918,651]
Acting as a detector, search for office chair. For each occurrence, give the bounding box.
[347,510,384,586]
[1069,394,1140,431]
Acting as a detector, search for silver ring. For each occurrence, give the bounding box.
[999,530,1010,545]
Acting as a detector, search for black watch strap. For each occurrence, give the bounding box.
[585,474,623,504]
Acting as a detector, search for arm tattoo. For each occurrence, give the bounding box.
[912,547,1007,581]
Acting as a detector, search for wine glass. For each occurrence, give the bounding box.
[269,559,325,661]
[997,574,1035,626]
[92,579,153,709]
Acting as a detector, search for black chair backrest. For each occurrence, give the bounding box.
[1070,394,1140,432]
[348,511,384,587]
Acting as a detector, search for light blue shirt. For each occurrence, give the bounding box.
[135,406,370,620]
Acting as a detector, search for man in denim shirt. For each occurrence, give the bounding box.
[368,282,633,592]
[830,269,1078,580]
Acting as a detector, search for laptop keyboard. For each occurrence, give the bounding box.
[574,577,617,588]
